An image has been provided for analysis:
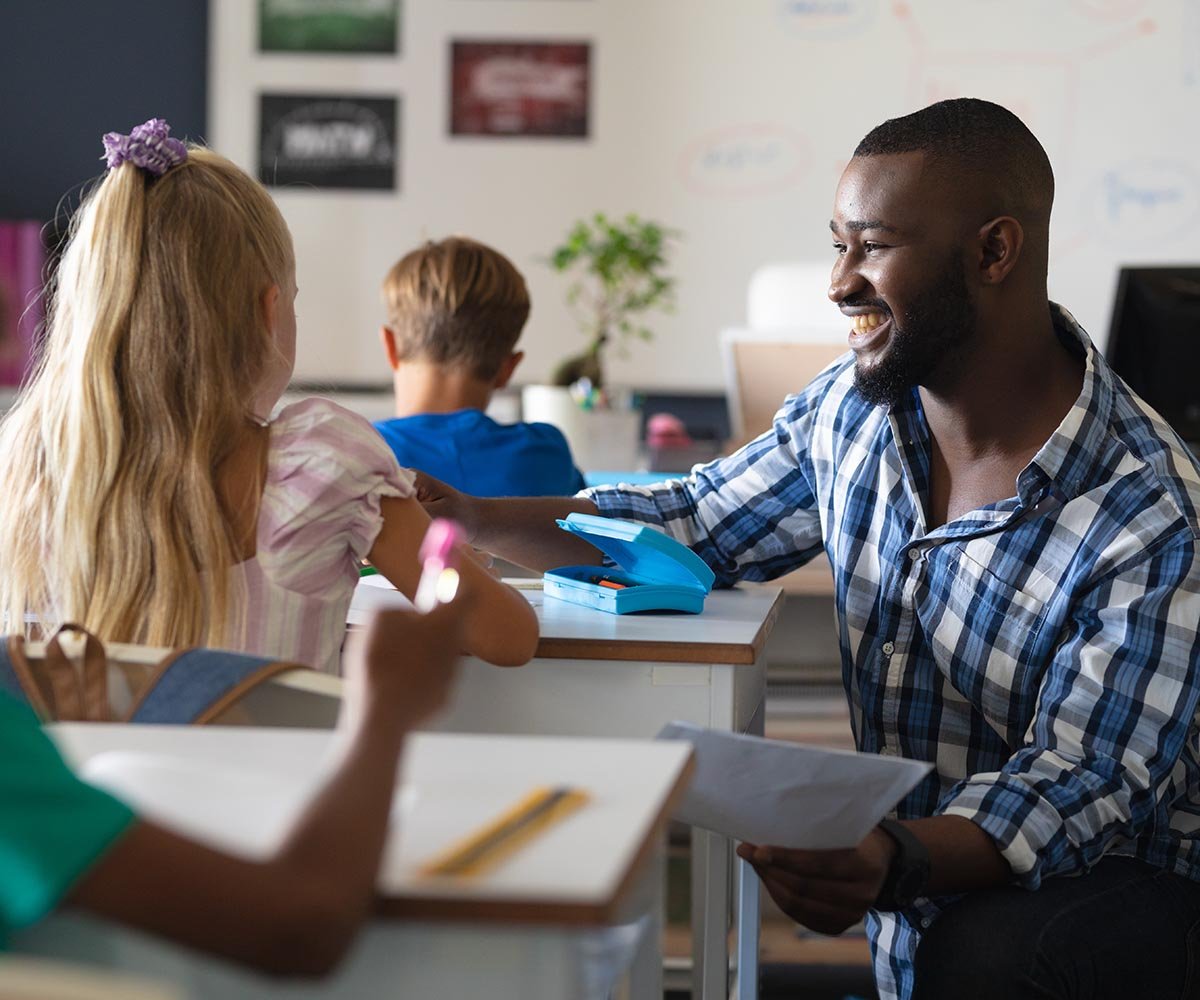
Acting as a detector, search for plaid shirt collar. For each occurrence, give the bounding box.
[886,302,1112,539]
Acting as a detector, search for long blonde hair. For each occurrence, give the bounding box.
[0,147,293,646]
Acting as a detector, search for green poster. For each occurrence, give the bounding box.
[259,0,399,54]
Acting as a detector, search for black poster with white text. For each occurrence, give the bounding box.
[258,94,398,191]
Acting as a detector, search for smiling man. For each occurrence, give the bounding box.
[416,99,1200,1000]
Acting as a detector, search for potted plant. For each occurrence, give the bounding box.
[548,212,677,387]
[523,213,679,471]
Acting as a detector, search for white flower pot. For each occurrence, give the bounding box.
[521,385,642,473]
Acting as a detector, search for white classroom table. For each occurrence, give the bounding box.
[12,724,693,1000]
[352,582,784,1000]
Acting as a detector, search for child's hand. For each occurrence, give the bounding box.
[342,602,467,731]
[412,472,480,543]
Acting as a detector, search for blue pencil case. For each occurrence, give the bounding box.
[543,513,716,615]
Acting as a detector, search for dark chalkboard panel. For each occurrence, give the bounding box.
[0,1,209,223]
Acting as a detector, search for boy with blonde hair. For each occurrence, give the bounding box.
[375,236,585,496]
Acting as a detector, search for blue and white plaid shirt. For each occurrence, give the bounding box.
[585,305,1200,1000]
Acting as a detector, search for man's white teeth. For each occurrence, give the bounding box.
[851,312,886,333]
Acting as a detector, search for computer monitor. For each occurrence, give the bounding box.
[1105,266,1200,446]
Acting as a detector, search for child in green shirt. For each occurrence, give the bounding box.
[0,602,464,975]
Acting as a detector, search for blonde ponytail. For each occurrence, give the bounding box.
[0,147,293,646]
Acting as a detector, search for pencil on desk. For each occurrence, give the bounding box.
[420,786,590,878]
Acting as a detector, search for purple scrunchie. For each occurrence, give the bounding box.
[101,118,188,176]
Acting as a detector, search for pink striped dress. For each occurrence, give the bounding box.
[228,397,414,673]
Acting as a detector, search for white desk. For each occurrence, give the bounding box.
[399,585,784,1000]
[13,725,692,1000]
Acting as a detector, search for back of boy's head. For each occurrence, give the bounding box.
[382,237,530,381]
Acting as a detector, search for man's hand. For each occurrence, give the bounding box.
[736,827,897,935]
[412,472,480,543]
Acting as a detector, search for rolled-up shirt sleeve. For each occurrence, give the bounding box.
[939,532,1200,889]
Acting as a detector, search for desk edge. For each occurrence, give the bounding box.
[534,587,785,666]
[374,750,697,927]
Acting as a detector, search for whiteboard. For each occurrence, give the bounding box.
[210,0,1200,389]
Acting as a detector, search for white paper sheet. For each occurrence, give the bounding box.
[348,575,415,625]
[657,721,931,849]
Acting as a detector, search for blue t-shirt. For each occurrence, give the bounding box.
[374,409,587,497]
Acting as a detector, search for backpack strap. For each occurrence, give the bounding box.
[0,638,26,701]
[127,648,302,725]
[0,633,44,715]
[43,624,110,722]
[1,635,54,719]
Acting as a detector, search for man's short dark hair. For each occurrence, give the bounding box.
[854,98,1054,223]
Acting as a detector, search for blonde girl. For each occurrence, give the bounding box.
[0,119,537,671]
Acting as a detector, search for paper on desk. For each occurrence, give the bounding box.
[349,575,414,625]
[657,721,931,849]
[81,751,419,857]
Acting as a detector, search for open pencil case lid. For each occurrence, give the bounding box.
[542,512,716,615]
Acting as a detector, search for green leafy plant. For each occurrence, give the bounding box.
[548,212,678,388]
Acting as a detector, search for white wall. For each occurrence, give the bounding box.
[211,0,1200,390]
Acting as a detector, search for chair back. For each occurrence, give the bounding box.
[0,626,321,726]
[721,335,848,445]
[721,261,851,445]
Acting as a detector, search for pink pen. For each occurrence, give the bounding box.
[414,518,465,613]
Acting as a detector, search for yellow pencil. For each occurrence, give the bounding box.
[420,785,590,878]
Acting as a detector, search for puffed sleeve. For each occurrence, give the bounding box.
[257,397,416,594]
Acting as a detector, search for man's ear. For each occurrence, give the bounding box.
[380,326,402,370]
[493,351,524,389]
[262,284,281,333]
[976,216,1024,285]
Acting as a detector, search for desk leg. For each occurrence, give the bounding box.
[624,838,665,1000]
[735,859,760,999]
[691,826,730,1000]
[732,668,766,1000]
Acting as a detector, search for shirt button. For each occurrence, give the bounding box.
[882,641,895,655]
[921,918,932,929]
[908,548,920,561]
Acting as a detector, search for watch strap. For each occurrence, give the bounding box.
[874,818,930,911]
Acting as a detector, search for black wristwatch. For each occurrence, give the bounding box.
[873,819,931,911]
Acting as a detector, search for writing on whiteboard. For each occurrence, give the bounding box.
[678,124,810,199]
[1089,160,1200,243]
[776,0,879,39]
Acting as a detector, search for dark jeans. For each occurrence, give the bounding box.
[913,857,1200,1000]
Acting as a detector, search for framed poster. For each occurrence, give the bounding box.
[259,0,400,55]
[258,94,399,191]
[450,40,590,138]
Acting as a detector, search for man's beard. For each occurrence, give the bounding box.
[853,263,976,409]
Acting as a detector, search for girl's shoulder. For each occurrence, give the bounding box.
[255,397,416,581]
[265,396,415,499]
[269,395,378,444]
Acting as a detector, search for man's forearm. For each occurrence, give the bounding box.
[905,815,1010,895]
[473,496,604,572]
